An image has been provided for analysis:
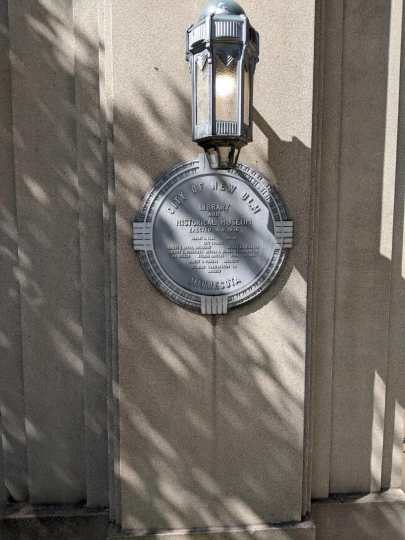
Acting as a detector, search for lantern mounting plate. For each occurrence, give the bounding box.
[133,155,293,314]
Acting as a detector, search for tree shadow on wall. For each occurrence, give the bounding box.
[113,31,313,535]
[0,0,109,509]
[0,1,404,539]
[0,0,314,531]
[310,0,405,509]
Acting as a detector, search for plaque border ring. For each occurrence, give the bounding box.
[133,154,293,314]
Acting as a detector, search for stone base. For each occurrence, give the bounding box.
[108,518,316,540]
[0,503,109,540]
[311,489,405,540]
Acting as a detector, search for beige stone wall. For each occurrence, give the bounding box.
[311,0,405,501]
[112,0,315,530]
[1,0,405,538]
[0,0,109,507]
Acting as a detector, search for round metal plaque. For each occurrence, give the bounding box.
[133,155,293,314]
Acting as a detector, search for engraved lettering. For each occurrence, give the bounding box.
[188,275,242,290]
[212,181,237,192]
[175,219,217,226]
[241,192,261,214]
[219,218,252,226]
[137,163,291,310]
[199,204,231,212]
[169,192,187,213]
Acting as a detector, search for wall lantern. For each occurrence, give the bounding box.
[186,0,259,169]
[133,1,293,315]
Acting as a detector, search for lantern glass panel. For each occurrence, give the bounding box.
[215,55,238,122]
[244,66,250,125]
[196,60,209,125]
[207,148,219,168]
[218,146,232,166]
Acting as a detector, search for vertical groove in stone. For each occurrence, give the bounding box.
[211,314,218,483]
[311,0,345,499]
[381,0,405,490]
[303,0,326,514]
[328,0,347,496]
[99,0,115,522]
[99,0,120,524]
[0,0,29,503]
[74,0,109,508]
[0,415,6,505]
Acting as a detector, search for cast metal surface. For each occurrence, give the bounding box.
[186,0,259,168]
[133,155,293,314]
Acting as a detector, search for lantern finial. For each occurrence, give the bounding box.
[199,0,246,19]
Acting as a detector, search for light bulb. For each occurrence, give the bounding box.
[216,74,236,99]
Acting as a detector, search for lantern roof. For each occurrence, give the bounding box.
[199,0,246,20]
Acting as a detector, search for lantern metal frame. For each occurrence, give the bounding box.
[186,2,259,168]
